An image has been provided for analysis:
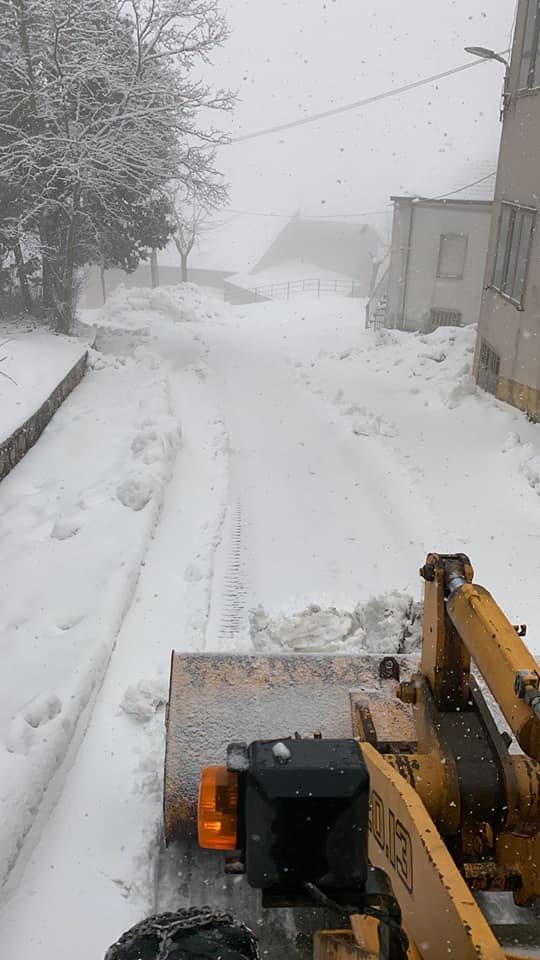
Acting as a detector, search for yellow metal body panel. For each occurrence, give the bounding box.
[507,754,540,824]
[313,930,376,960]
[380,751,455,828]
[314,925,424,960]
[349,916,380,955]
[362,743,506,960]
[497,829,540,905]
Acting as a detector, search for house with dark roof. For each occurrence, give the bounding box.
[82,212,381,308]
[249,215,380,291]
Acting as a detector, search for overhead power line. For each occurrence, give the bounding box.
[225,171,498,220]
[227,51,510,145]
[431,170,497,200]
[226,207,390,220]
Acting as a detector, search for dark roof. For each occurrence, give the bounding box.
[251,217,380,280]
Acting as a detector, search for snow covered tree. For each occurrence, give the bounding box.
[0,0,233,331]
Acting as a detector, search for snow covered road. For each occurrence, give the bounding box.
[2,286,540,958]
[202,317,431,649]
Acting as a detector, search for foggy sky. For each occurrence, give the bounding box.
[207,0,515,241]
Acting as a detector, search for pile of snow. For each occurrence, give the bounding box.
[334,393,398,439]
[118,414,181,511]
[272,741,292,761]
[250,592,422,656]
[280,311,540,643]
[120,679,168,720]
[83,283,227,331]
[501,431,540,498]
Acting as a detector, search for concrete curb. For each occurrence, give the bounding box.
[0,350,89,482]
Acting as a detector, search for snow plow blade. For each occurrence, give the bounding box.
[163,651,413,844]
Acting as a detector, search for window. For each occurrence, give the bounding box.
[492,203,535,305]
[429,308,462,329]
[519,0,540,90]
[437,234,468,279]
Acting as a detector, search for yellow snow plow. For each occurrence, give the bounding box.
[162,553,540,960]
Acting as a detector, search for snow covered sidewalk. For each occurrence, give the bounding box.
[0,361,229,959]
[0,288,230,959]
[0,328,89,443]
[0,338,181,891]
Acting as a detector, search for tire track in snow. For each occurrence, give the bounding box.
[218,502,246,641]
[204,495,249,650]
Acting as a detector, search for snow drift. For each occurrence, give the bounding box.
[250,592,422,655]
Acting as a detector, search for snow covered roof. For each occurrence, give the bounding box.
[391,166,496,206]
[439,172,496,202]
[391,194,493,208]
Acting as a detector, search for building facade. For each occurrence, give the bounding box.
[473,1,540,419]
[379,196,492,333]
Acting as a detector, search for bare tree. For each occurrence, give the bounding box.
[171,203,208,282]
[170,162,228,281]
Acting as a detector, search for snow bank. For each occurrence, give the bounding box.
[0,339,232,959]
[250,592,422,656]
[83,283,227,331]
[282,312,540,644]
[0,347,181,886]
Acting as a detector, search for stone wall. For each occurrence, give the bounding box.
[472,362,540,422]
[0,351,89,481]
[495,375,540,422]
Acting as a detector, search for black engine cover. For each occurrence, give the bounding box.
[230,738,369,903]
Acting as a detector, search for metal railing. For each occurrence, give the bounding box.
[366,316,386,330]
[251,278,364,301]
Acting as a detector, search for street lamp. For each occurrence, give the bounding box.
[464,46,509,68]
[464,46,510,119]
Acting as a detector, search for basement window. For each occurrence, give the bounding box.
[437,234,468,279]
[492,203,536,306]
[519,0,540,90]
[478,341,501,397]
